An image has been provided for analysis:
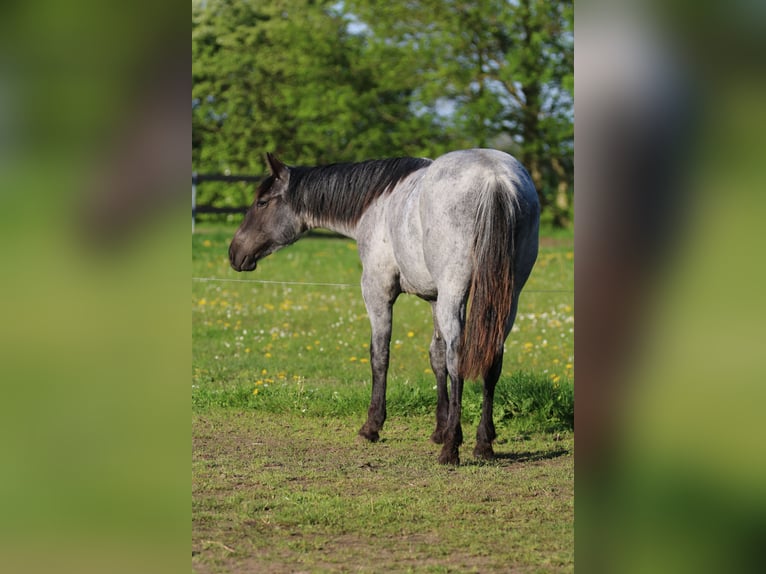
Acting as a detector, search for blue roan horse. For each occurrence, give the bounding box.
[229,149,540,464]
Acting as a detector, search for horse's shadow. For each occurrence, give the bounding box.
[463,448,571,466]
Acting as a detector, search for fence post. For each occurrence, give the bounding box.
[192,172,197,234]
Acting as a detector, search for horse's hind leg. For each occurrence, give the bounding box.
[429,303,449,444]
[474,351,503,460]
[475,302,518,459]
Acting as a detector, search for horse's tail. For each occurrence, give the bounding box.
[460,176,517,380]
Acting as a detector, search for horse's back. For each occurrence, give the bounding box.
[422,149,537,205]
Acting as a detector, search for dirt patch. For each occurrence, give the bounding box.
[539,236,573,249]
[193,411,574,573]
[204,532,521,574]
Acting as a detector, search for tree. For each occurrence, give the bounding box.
[192,0,573,227]
[345,0,574,227]
[192,0,443,208]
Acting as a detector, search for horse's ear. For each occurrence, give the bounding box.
[265,152,288,181]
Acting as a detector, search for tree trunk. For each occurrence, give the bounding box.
[551,156,571,228]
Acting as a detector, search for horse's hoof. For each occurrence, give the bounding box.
[358,427,379,442]
[430,429,446,444]
[437,446,460,465]
[473,443,495,460]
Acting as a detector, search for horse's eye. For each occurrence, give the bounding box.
[256,198,270,208]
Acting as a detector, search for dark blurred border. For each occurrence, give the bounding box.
[576,1,766,572]
[2,0,765,572]
[0,2,189,573]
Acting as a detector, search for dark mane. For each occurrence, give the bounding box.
[286,157,432,226]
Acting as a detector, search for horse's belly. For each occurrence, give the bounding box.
[398,269,437,299]
[390,221,437,298]
[385,181,438,298]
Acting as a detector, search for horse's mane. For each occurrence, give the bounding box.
[286,157,432,227]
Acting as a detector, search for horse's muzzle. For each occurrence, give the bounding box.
[231,257,257,272]
[228,243,258,272]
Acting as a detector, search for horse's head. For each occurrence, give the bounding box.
[229,153,306,272]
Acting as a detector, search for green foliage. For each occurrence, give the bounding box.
[347,0,574,225]
[192,0,573,226]
[193,0,444,208]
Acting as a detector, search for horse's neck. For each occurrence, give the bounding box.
[303,212,360,241]
[296,186,372,241]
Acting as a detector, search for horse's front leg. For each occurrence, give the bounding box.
[434,294,466,465]
[358,280,398,443]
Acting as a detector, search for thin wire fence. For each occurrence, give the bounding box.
[191,276,572,294]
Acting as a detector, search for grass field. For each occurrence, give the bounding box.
[192,222,574,572]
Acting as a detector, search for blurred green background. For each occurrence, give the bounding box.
[0,2,188,574]
[0,0,763,572]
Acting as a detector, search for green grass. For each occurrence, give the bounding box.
[192,224,573,436]
[192,222,573,572]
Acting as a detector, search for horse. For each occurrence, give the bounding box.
[229,149,540,464]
